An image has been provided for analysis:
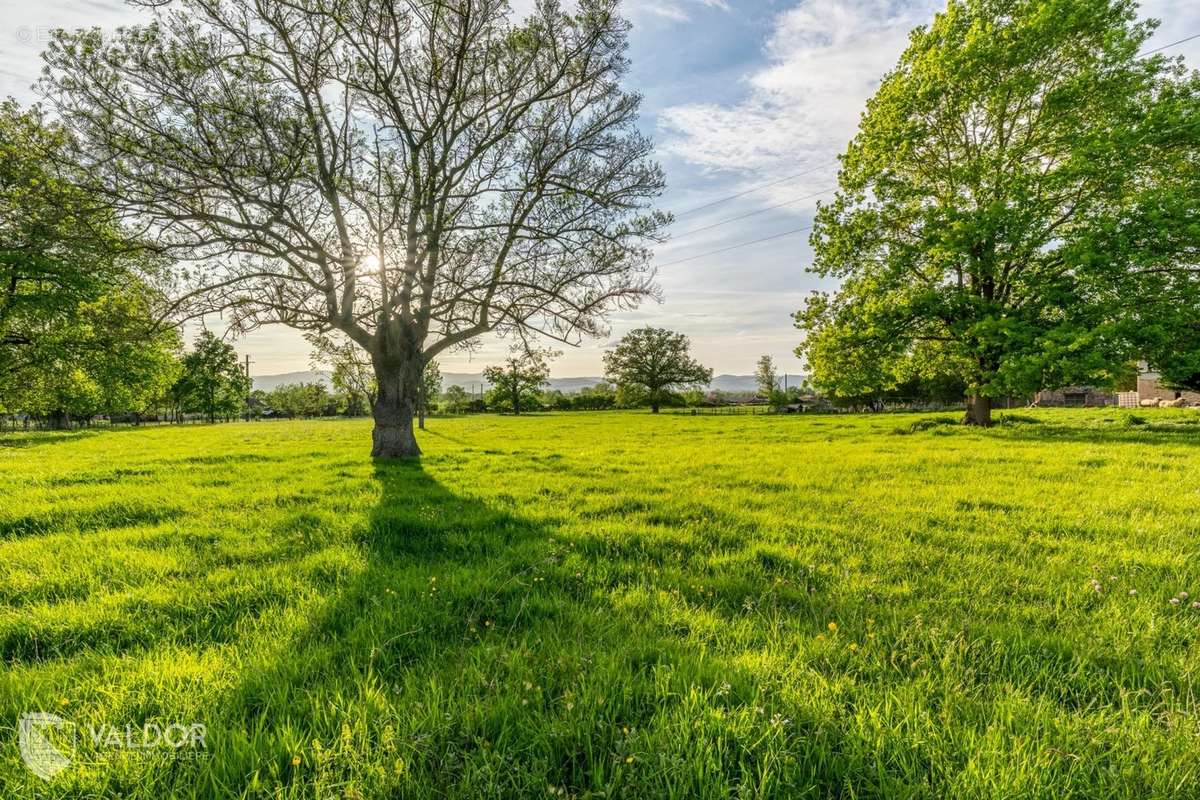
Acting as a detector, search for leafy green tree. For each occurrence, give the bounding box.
[173,331,250,423]
[441,385,471,414]
[266,382,332,419]
[755,355,778,397]
[419,360,442,429]
[310,334,376,417]
[603,327,712,413]
[797,0,1200,426]
[0,101,174,421]
[483,349,556,415]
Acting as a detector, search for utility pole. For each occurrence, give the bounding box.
[244,354,253,422]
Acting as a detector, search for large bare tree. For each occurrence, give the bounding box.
[42,0,667,456]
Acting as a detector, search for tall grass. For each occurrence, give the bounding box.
[1,409,1199,798]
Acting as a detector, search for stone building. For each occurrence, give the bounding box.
[1137,362,1200,406]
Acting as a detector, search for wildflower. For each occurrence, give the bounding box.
[1180,592,1189,600]
[625,756,634,764]
[849,643,859,652]
[827,621,838,632]
[292,755,302,767]
[58,698,69,707]
[1193,601,1200,609]
[1129,589,1138,596]
[816,633,826,642]
[1170,598,1181,606]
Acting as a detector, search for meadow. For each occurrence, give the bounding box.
[2,409,1200,798]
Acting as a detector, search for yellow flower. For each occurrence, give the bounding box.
[625,756,634,764]
[849,643,859,652]
[827,622,837,632]
[58,697,70,707]
[292,755,302,767]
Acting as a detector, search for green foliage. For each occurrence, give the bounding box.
[0,101,176,422]
[755,355,778,397]
[441,384,471,414]
[3,410,1200,796]
[171,331,250,422]
[797,0,1200,423]
[483,349,556,415]
[266,382,336,419]
[603,327,713,412]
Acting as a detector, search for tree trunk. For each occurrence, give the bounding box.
[964,395,993,427]
[651,402,660,414]
[371,359,421,459]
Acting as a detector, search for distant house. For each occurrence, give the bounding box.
[1136,362,1200,406]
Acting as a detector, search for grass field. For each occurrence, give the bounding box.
[2,409,1200,798]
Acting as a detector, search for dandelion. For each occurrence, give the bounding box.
[292,755,302,767]
[816,633,826,642]
[625,756,634,764]
[827,621,838,632]
[849,643,859,652]
[58,698,69,707]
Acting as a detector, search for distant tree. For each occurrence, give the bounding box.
[441,385,471,415]
[797,0,1200,426]
[419,360,442,429]
[604,327,712,413]
[173,331,250,423]
[755,356,778,397]
[483,349,556,415]
[267,382,331,419]
[45,0,669,457]
[310,334,376,416]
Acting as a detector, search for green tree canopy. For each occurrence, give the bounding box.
[172,331,250,422]
[483,349,556,415]
[796,0,1200,425]
[603,327,712,413]
[0,101,177,423]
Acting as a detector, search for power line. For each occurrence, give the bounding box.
[1139,32,1200,58]
[670,186,836,241]
[671,161,837,219]
[656,224,814,269]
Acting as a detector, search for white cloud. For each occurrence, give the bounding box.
[659,0,939,184]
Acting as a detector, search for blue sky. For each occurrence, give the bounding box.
[3,0,1198,377]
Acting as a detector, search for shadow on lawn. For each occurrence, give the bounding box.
[197,458,760,797]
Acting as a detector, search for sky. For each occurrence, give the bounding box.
[3,0,1199,378]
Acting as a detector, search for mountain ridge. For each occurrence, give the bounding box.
[253,370,806,394]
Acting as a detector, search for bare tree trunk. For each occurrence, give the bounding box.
[372,358,421,458]
[964,395,993,427]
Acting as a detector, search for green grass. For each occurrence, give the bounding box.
[2,409,1200,798]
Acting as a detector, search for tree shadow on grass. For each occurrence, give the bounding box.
[169,460,768,798]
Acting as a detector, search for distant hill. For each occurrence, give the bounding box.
[253,370,332,391]
[254,370,806,394]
